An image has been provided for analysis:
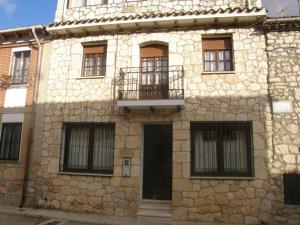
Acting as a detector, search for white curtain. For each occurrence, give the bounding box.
[223,129,247,173]
[194,130,217,173]
[67,127,89,169]
[93,126,114,171]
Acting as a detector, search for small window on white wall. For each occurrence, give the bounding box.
[68,0,107,8]
[11,50,31,85]
[262,0,300,17]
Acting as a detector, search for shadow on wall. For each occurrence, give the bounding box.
[0,93,299,224]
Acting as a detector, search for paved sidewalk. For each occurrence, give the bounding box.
[0,205,239,225]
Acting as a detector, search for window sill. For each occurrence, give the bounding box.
[0,160,20,164]
[201,71,236,75]
[8,84,27,88]
[76,76,106,80]
[190,176,255,180]
[58,172,113,177]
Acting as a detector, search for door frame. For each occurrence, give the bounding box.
[140,122,173,201]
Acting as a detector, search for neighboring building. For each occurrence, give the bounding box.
[264,17,300,225]
[0,26,50,206]
[0,0,299,225]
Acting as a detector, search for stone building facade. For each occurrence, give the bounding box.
[0,26,49,206]
[33,0,279,224]
[264,18,300,225]
[0,1,299,225]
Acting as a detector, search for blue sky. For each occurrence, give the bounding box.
[0,0,57,29]
[0,0,299,30]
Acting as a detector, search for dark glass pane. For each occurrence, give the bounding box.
[12,51,30,84]
[83,54,106,77]
[0,123,22,160]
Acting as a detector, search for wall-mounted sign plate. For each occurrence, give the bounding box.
[273,101,293,113]
[122,158,131,177]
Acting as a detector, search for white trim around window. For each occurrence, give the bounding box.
[2,113,24,123]
[11,46,32,53]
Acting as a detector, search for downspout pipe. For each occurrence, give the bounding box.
[19,27,43,208]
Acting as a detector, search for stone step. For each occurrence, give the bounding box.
[138,208,171,215]
[137,218,170,225]
[137,200,172,224]
[139,202,172,211]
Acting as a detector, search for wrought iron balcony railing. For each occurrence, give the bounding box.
[117,66,184,101]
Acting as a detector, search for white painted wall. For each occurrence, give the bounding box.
[2,113,24,123]
[4,86,27,108]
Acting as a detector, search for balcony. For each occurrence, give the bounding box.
[117,66,184,110]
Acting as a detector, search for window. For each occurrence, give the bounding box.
[0,123,22,161]
[63,123,115,174]
[82,44,107,77]
[68,0,107,8]
[283,173,300,205]
[202,37,233,72]
[140,44,169,99]
[191,122,253,177]
[11,51,31,84]
[262,0,300,17]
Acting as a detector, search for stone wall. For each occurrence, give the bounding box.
[32,26,278,224]
[266,23,300,225]
[55,0,261,22]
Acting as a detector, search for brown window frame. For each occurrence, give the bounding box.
[11,50,31,84]
[191,122,253,177]
[202,37,233,72]
[82,44,107,77]
[62,123,115,174]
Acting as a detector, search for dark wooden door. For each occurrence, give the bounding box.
[143,124,172,200]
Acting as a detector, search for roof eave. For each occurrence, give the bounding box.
[47,10,267,35]
[0,25,48,42]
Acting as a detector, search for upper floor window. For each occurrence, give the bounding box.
[0,123,22,161]
[202,37,233,72]
[68,0,107,8]
[62,123,115,174]
[11,50,30,84]
[191,122,253,177]
[262,0,300,17]
[82,44,107,77]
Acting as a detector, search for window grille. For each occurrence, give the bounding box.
[62,123,115,174]
[191,122,253,177]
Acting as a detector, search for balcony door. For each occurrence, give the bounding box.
[140,44,169,100]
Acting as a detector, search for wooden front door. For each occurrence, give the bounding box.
[143,124,172,200]
[140,44,169,99]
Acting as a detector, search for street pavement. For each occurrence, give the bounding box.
[0,212,98,225]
